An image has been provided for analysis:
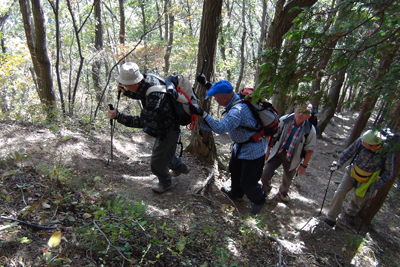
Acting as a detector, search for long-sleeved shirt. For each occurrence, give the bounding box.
[338,138,395,186]
[200,93,267,160]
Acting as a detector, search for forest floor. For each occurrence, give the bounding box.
[0,111,400,267]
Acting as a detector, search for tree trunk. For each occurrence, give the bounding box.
[48,0,66,116]
[235,0,246,92]
[156,0,163,40]
[336,77,349,113]
[359,148,400,225]
[119,0,125,44]
[163,0,174,76]
[254,0,268,85]
[186,0,223,163]
[317,68,346,137]
[257,0,318,114]
[92,0,103,103]
[19,0,56,118]
[141,0,148,73]
[346,44,399,147]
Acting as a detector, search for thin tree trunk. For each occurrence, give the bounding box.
[19,0,56,118]
[257,0,318,114]
[317,68,346,137]
[359,147,400,225]
[235,0,246,92]
[346,43,399,147]
[119,0,125,44]
[48,0,66,116]
[186,0,223,163]
[163,1,174,76]
[92,0,103,103]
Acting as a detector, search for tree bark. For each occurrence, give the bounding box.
[19,0,56,118]
[119,0,125,45]
[317,68,346,137]
[346,43,399,147]
[186,0,223,163]
[254,0,268,85]
[359,147,400,225]
[257,0,318,114]
[48,0,66,116]
[163,0,174,76]
[92,0,103,103]
[235,0,246,92]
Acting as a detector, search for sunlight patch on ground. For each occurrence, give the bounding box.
[335,114,351,121]
[290,194,316,205]
[122,174,156,181]
[292,217,319,231]
[279,239,306,254]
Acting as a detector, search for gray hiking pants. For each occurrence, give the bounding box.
[151,129,187,186]
[261,150,297,195]
[326,166,373,221]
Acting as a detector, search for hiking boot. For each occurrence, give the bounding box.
[250,203,264,215]
[324,218,336,228]
[220,187,243,201]
[277,191,290,203]
[171,165,190,177]
[344,213,357,226]
[151,183,172,194]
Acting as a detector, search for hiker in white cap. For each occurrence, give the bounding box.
[324,129,395,227]
[107,62,189,194]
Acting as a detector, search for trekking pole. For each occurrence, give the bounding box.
[200,59,206,75]
[108,91,121,166]
[357,190,374,235]
[108,104,115,166]
[319,170,334,216]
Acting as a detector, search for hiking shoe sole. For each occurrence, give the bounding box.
[344,213,357,226]
[250,203,264,215]
[152,183,172,194]
[171,166,190,177]
[221,187,243,201]
[324,218,336,228]
[277,191,289,203]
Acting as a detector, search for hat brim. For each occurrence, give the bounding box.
[116,73,144,85]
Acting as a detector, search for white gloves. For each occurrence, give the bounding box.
[330,161,338,171]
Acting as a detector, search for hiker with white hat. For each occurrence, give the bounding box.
[324,129,395,227]
[107,62,189,194]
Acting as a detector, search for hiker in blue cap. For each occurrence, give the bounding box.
[189,77,268,215]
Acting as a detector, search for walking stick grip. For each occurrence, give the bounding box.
[108,104,114,126]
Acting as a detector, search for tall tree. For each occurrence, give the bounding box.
[163,0,174,76]
[235,0,246,92]
[186,0,223,163]
[256,0,318,114]
[92,0,104,103]
[119,0,125,45]
[346,42,400,147]
[19,0,56,117]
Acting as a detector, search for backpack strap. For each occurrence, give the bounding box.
[145,85,167,95]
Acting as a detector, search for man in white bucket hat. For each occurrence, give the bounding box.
[107,62,189,194]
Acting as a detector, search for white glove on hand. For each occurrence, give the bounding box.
[330,161,338,171]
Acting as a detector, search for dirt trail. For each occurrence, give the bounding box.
[1,112,399,266]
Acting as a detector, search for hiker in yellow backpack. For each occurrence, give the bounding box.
[324,129,395,227]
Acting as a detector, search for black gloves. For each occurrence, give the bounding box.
[196,73,212,89]
[189,104,204,116]
[196,73,207,85]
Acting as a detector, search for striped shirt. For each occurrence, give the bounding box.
[338,138,395,185]
[200,93,267,160]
